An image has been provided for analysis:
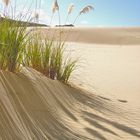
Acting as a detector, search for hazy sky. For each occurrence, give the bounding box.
[0,0,140,26]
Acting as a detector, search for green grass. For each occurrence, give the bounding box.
[0,5,78,84]
[58,59,77,83]
[24,35,77,83]
[0,18,28,72]
[24,34,43,71]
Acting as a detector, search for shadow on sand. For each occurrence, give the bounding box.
[83,111,140,138]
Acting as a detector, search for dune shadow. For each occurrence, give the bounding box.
[85,128,107,140]
[83,117,120,137]
[69,88,120,115]
[43,117,93,140]
[83,111,140,138]
[118,99,128,103]
[22,68,78,122]
[48,89,78,122]
[98,96,112,101]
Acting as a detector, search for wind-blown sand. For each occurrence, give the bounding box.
[0,27,140,139]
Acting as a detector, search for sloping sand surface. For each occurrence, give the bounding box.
[39,27,140,45]
[0,68,140,140]
[37,27,140,106]
[65,43,140,107]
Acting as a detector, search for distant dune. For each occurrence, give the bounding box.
[39,27,140,45]
[0,68,140,139]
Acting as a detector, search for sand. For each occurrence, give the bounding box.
[38,27,140,106]
[65,43,140,107]
[0,27,140,139]
[39,27,140,45]
[0,68,140,140]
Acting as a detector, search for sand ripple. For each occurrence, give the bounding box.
[0,69,140,140]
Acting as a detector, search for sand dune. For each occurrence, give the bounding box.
[0,68,140,140]
[39,27,140,45]
[1,27,140,139]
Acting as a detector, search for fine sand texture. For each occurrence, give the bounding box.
[65,43,140,107]
[0,68,140,140]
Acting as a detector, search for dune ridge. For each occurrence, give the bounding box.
[0,68,140,140]
[40,27,140,45]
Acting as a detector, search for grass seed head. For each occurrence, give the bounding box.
[68,3,74,15]
[79,5,94,15]
[52,0,59,13]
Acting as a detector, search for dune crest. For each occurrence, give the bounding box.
[40,27,140,45]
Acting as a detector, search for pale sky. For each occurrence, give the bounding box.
[0,0,140,26]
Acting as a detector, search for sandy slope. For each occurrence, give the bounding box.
[0,27,140,139]
[39,27,140,45]
[65,43,140,107]
[0,68,140,140]
[36,27,140,106]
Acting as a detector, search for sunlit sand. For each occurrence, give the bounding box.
[0,27,140,139]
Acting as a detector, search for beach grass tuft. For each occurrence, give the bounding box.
[0,18,28,72]
[0,1,80,83]
[24,34,77,83]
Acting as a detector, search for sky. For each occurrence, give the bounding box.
[0,0,140,26]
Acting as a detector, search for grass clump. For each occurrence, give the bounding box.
[0,19,28,72]
[59,59,77,83]
[0,0,80,84]
[24,35,77,83]
[0,21,77,83]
